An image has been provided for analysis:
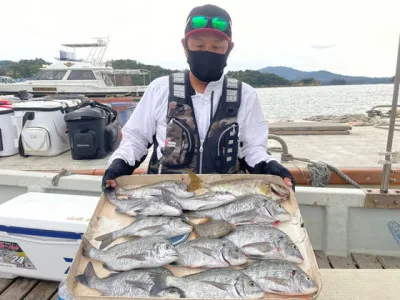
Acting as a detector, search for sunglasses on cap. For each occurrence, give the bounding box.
[187,15,230,32]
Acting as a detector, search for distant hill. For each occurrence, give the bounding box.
[259,66,392,85]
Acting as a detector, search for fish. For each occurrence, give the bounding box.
[174,238,247,268]
[151,273,264,299]
[155,287,185,298]
[95,217,193,249]
[208,179,290,201]
[187,170,290,201]
[105,189,182,217]
[193,219,236,239]
[186,194,291,225]
[173,190,237,211]
[76,262,172,297]
[116,180,195,199]
[184,269,264,299]
[242,260,318,295]
[225,225,303,264]
[81,235,179,271]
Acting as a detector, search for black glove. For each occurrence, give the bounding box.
[101,159,136,190]
[252,160,296,191]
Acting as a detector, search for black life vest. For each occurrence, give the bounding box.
[148,71,242,174]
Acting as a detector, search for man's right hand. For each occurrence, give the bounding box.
[101,159,135,190]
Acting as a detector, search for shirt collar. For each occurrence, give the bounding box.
[204,73,225,95]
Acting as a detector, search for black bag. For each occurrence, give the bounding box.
[64,101,121,160]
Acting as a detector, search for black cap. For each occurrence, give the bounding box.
[185,4,232,41]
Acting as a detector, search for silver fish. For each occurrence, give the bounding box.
[208,179,290,201]
[175,238,247,268]
[116,181,194,199]
[225,225,303,264]
[187,171,290,201]
[193,219,236,239]
[76,262,172,297]
[187,194,291,225]
[242,260,318,295]
[155,287,185,298]
[184,269,264,299]
[105,189,182,217]
[151,273,263,299]
[172,190,237,211]
[95,217,193,249]
[81,236,179,271]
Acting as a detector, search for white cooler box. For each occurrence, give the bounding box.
[12,99,80,156]
[0,106,18,156]
[0,192,99,281]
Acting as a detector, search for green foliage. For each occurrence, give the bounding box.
[0,58,49,78]
[110,59,181,85]
[226,70,290,87]
[328,78,347,85]
[300,78,315,84]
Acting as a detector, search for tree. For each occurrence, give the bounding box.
[226,70,289,87]
[329,78,347,85]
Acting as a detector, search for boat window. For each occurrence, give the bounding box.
[101,73,115,86]
[31,70,67,80]
[67,70,96,80]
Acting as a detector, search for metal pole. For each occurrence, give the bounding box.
[381,34,400,192]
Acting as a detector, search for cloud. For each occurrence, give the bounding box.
[311,44,337,49]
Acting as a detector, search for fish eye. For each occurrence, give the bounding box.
[164,244,171,250]
[306,276,311,281]
[249,281,256,287]
[293,245,297,249]
[235,248,240,252]
[279,235,284,240]
[278,204,283,208]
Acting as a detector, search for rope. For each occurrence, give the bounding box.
[270,152,362,188]
[52,169,75,186]
[325,163,362,188]
[307,162,331,187]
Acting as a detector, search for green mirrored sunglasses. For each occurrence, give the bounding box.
[190,15,229,32]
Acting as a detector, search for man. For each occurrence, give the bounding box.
[102,4,295,190]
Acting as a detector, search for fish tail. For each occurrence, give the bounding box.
[76,262,99,288]
[95,232,116,250]
[81,236,99,259]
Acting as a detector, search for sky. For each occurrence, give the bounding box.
[1,0,400,77]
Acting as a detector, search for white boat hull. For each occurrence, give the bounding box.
[0,82,147,97]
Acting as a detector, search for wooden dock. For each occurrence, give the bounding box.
[0,252,399,299]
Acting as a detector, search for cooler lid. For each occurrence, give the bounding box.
[0,107,13,115]
[64,105,106,121]
[0,192,99,237]
[13,101,65,111]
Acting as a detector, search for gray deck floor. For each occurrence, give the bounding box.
[1,126,398,172]
[1,252,399,299]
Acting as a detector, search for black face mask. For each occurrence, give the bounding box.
[186,50,229,83]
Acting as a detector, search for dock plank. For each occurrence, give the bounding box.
[328,255,357,269]
[352,253,383,269]
[50,292,58,300]
[314,250,332,268]
[0,278,38,300]
[0,278,15,294]
[23,281,59,300]
[377,255,400,269]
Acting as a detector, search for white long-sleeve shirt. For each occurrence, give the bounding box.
[108,74,275,169]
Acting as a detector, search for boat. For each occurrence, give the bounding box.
[0,38,150,97]
[0,76,16,84]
